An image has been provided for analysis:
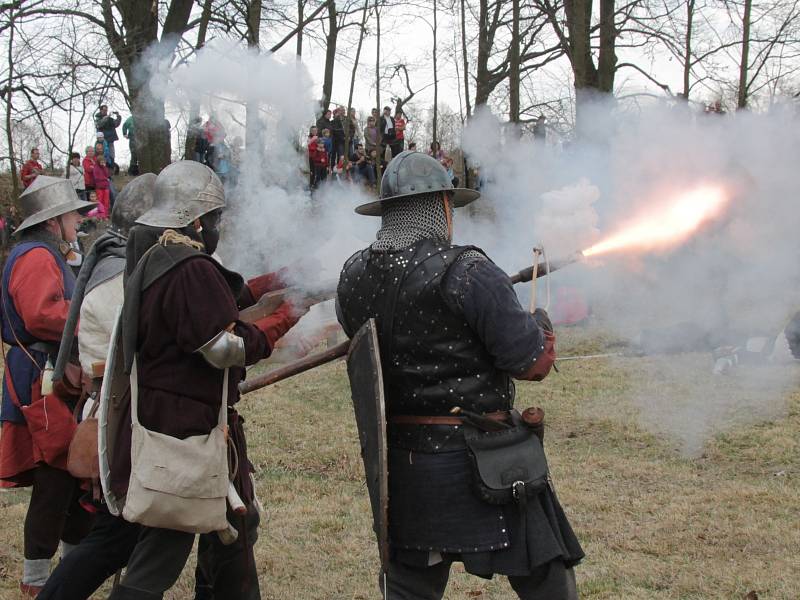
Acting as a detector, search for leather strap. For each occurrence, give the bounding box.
[389,410,509,426]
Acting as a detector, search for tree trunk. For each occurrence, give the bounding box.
[509,0,520,130]
[5,11,19,199]
[344,1,370,168]
[597,0,617,92]
[563,0,616,134]
[432,0,439,149]
[683,0,694,99]
[375,0,382,187]
[184,0,214,160]
[245,0,263,155]
[128,77,170,175]
[460,0,471,119]
[737,0,752,109]
[297,0,304,57]
[320,0,338,113]
[474,0,492,106]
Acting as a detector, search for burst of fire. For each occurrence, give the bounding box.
[581,185,729,258]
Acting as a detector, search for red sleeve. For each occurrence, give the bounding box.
[8,248,70,342]
[252,302,301,349]
[246,268,289,301]
[518,331,556,381]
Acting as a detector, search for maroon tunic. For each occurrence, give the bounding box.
[111,256,297,497]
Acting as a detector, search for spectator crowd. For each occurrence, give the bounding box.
[16,101,463,215]
[305,104,456,193]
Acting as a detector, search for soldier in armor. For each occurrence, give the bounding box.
[106,161,305,600]
[0,177,97,596]
[337,151,584,599]
[38,174,157,600]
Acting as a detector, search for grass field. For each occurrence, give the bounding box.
[0,325,798,599]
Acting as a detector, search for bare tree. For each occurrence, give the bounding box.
[3,3,20,197]
[432,0,439,148]
[344,0,371,166]
[321,0,338,113]
[509,0,521,125]
[460,0,472,119]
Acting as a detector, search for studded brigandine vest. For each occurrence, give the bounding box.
[338,238,514,449]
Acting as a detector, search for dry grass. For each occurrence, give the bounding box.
[0,325,798,599]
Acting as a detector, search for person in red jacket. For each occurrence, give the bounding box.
[20,148,44,189]
[82,146,96,197]
[392,109,407,157]
[0,177,97,595]
[92,156,111,218]
[313,139,329,188]
[308,135,320,189]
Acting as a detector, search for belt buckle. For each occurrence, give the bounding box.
[512,480,525,500]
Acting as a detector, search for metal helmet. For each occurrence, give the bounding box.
[15,176,97,234]
[136,160,225,228]
[110,173,156,237]
[355,150,480,216]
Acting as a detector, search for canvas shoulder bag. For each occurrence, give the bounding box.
[122,357,229,534]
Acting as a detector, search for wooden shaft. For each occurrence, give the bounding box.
[239,340,350,394]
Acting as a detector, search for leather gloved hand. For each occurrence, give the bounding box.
[532,308,553,333]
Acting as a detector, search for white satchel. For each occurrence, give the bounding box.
[122,358,229,534]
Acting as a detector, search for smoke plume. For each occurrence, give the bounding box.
[462,101,800,454]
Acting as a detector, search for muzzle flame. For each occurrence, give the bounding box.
[582,185,729,258]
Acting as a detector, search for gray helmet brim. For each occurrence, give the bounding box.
[355,188,480,216]
[15,198,98,234]
[135,161,225,228]
[135,202,220,229]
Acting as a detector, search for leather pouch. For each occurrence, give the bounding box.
[67,417,99,479]
[464,412,548,505]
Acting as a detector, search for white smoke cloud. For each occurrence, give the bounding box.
[462,100,800,454]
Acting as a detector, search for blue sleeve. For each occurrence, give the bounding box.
[442,256,547,376]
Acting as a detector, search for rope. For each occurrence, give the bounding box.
[158,229,204,251]
[528,245,551,312]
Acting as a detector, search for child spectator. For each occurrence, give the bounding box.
[321,128,333,156]
[313,139,329,187]
[307,126,318,188]
[95,132,113,167]
[92,155,111,218]
[308,135,319,189]
[393,109,406,156]
[66,152,86,201]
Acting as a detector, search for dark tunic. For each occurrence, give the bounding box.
[337,239,584,576]
[111,238,289,502]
